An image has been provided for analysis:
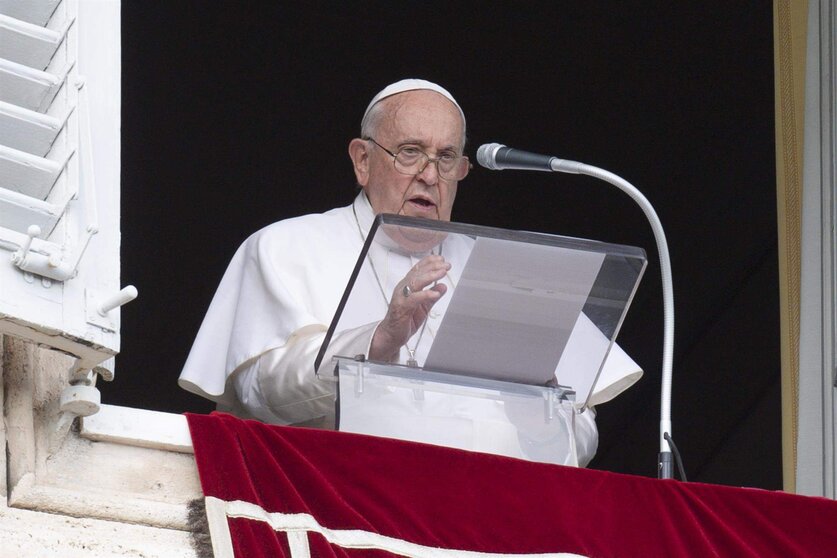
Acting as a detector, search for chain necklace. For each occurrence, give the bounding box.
[352,200,435,367]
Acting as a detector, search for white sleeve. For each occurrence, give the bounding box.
[511,399,599,467]
[231,323,378,425]
[574,406,599,467]
[588,343,643,407]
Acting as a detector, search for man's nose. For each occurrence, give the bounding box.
[415,158,439,185]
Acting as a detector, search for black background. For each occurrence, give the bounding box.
[112,2,780,488]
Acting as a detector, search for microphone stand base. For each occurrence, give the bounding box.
[658,451,674,479]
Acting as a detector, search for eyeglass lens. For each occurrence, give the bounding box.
[393,148,469,180]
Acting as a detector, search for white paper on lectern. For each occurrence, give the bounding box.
[424,237,605,386]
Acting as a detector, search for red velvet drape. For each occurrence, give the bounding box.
[187,412,837,557]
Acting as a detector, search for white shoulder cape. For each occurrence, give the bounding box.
[178,198,364,406]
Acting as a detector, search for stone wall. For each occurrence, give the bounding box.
[1,335,202,557]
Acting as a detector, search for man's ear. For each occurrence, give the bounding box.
[348,138,370,186]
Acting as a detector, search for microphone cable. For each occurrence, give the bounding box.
[664,432,687,481]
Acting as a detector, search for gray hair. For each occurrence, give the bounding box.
[360,99,388,141]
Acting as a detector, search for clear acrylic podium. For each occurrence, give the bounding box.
[315,214,646,465]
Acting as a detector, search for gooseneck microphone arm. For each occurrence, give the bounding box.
[477,143,676,480]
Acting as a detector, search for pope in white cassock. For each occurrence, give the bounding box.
[179,79,643,467]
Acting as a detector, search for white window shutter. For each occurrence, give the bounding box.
[0,0,130,379]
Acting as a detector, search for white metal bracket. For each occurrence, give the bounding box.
[12,223,98,281]
[85,285,138,331]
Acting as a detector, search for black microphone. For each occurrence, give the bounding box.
[477,143,582,173]
[476,143,554,171]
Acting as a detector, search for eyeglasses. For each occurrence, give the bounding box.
[366,137,471,182]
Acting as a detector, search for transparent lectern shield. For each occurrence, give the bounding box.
[314,214,646,407]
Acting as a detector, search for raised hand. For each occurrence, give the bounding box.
[368,255,450,362]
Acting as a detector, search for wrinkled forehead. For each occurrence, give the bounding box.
[376,91,466,150]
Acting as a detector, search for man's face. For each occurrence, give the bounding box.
[350,90,464,221]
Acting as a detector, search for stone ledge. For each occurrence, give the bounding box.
[81,404,194,454]
[0,504,197,557]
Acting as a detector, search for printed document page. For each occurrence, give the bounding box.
[424,237,605,385]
